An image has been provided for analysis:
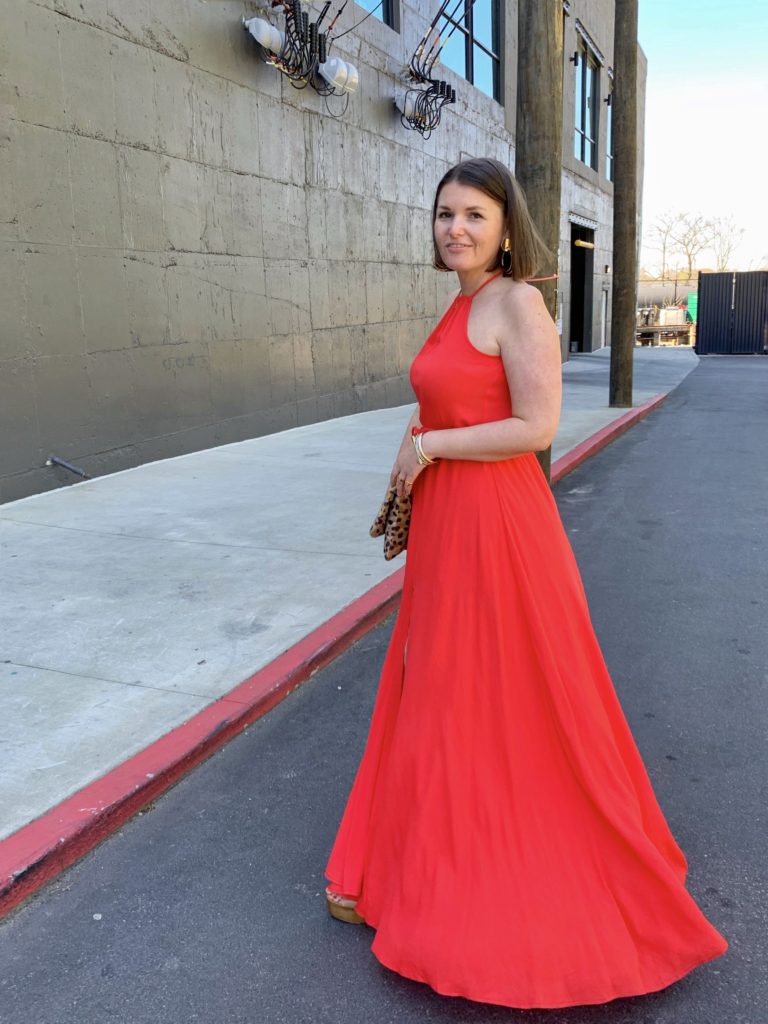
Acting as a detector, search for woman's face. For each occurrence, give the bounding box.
[434,181,506,272]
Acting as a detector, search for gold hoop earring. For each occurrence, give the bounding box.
[500,237,512,273]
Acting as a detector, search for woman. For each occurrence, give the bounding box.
[323,157,728,1009]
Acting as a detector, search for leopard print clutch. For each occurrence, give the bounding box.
[370,485,412,560]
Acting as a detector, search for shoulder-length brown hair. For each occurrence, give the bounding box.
[431,157,550,281]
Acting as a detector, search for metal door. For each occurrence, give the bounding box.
[696,271,768,354]
[696,272,734,354]
[733,272,768,354]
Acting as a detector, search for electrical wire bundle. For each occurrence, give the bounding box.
[258,0,324,89]
[397,81,454,139]
[397,0,476,137]
[247,1,364,100]
[409,0,476,81]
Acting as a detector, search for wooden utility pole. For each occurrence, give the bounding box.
[609,0,639,406]
[515,0,564,483]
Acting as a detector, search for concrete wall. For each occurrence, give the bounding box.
[0,0,641,502]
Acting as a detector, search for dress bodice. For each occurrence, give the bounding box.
[409,271,513,430]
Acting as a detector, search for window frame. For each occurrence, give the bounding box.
[605,78,614,182]
[573,39,599,171]
[355,0,395,29]
[439,0,502,104]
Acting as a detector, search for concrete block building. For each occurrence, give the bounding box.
[0,0,646,501]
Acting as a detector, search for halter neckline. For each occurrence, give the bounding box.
[457,270,504,300]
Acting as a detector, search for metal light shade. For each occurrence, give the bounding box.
[344,63,359,91]
[244,16,284,54]
[319,57,348,89]
[318,57,359,93]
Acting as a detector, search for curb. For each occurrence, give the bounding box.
[550,391,668,483]
[0,392,668,921]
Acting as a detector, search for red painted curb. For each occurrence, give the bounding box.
[0,393,667,920]
[551,392,668,483]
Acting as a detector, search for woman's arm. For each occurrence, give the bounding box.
[421,285,562,462]
[388,405,422,489]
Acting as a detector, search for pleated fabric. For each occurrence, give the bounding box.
[324,271,728,1008]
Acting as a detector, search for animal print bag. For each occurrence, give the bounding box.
[370,485,412,560]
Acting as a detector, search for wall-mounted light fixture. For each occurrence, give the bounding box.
[244,16,285,54]
[243,2,359,102]
[574,239,595,249]
[317,56,359,92]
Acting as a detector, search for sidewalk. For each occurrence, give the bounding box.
[0,346,698,911]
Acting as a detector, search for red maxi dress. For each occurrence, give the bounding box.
[324,270,728,1009]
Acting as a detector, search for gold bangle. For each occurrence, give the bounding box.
[411,432,430,465]
[416,431,437,465]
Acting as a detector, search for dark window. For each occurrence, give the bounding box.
[573,40,599,170]
[605,86,614,181]
[355,0,394,28]
[438,0,502,103]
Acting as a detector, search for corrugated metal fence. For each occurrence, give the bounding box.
[696,271,768,354]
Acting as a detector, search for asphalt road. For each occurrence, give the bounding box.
[1,355,765,1024]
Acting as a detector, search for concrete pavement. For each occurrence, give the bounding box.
[0,346,698,907]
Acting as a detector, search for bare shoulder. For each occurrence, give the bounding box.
[493,278,561,362]
[498,279,549,322]
[494,279,557,349]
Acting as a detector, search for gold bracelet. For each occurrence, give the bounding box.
[415,431,437,465]
[411,432,431,465]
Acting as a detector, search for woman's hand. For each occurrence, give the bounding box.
[389,437,427,499]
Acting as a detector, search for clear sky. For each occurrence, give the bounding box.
[638,0,768,271]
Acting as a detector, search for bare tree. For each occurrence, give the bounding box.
[668,213,714,279]
[710,216,745,271]
[645,212,681,280]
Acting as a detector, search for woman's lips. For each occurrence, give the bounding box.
[447,244,469,250]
